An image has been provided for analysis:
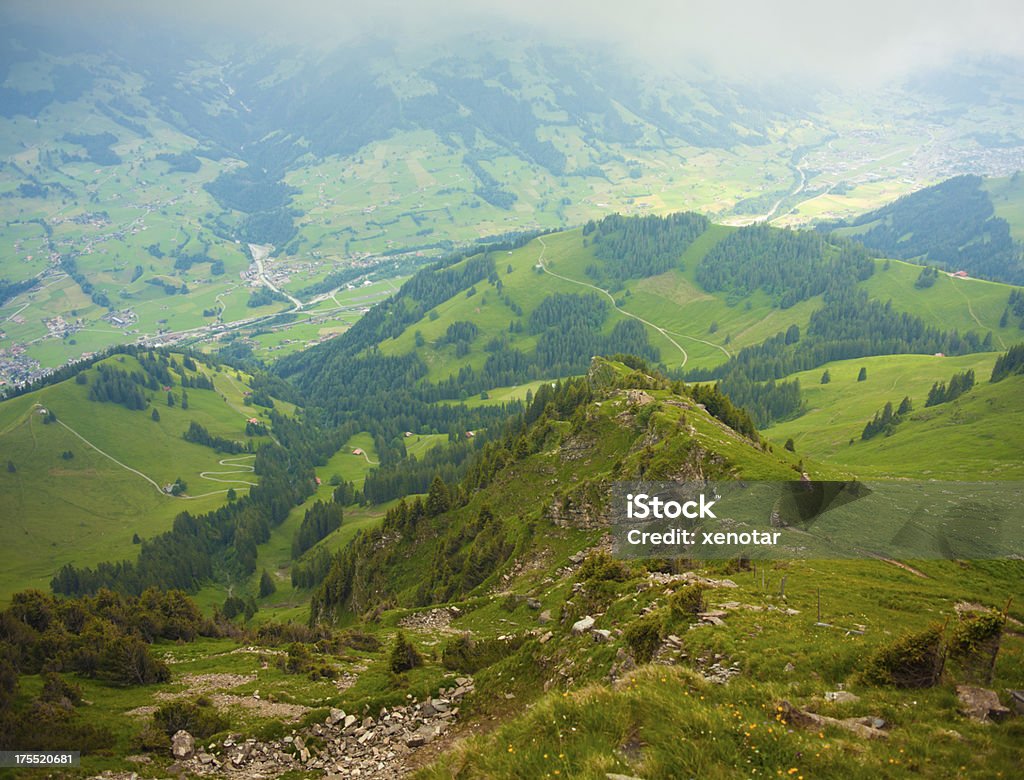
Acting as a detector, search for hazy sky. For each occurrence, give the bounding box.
[8,0,1024,86]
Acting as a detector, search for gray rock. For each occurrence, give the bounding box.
[593,629,612,642]
[538,609,552,624]
[327,707,346,726]
[1008,689,1024,715]
[526,598,542,610]
[956,685,1012,722]
[171,730,195,760]
[572,615,595,634]
[825,691,860,704]
[197,752,215,765]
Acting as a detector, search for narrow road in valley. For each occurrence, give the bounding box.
[662,328,732,358]
[249,243,304,309]
[535,236,691,368]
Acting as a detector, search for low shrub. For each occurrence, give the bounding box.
[858,624,945,688]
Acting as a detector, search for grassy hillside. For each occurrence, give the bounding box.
[861,259,1019,349]
[364,220,1016,392]
[0,353,276,601]
[768,353,1024,479]
[983,173,1024,237]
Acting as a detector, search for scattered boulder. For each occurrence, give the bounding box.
[326,708,346,726]
[572,615,596,634]
[956,685,1012,723]
[171,730,195,760]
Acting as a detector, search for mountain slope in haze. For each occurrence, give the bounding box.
[826,174,1024,284]
[278,213,1018,429]
[3,6,1024,381]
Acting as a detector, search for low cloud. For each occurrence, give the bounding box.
[6,0,1023,86]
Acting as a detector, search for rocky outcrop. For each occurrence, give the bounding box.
[546,488,610,530]
[167,679,474,778]
[777,700,888,740]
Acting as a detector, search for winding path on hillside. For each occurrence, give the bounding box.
[355,450,379,466]
[51,409,255,500]
[535,236,697,369]
[950,277,1005,350]
[198,454,258,486]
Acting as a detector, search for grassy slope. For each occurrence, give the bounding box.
[768,354,1024,479]
[419,556,1024,780]
[982,174,1024,237]
[0,354,274,601]
[861,258,1020,350]
[374,225,1019,390]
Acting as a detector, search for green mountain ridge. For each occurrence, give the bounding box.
[2,358,1020,778]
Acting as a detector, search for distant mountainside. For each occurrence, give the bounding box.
[277,213,1017,435]
[3,11,1024,382]
[825,174,1024,284]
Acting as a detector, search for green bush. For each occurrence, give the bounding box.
[442,633,525,673]
[668,584,705,623]
[577,552,630,583]
[623,614,663,663]
[858,624,945,688]
[389,631,423,674]
[947,609,1005,684]
[282,642,334,679]
[153,698,228,739]
[132,720,170,753]
[336,628,382,653]
[39,671,82,706]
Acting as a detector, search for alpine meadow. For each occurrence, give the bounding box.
[1,2,1023,779]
